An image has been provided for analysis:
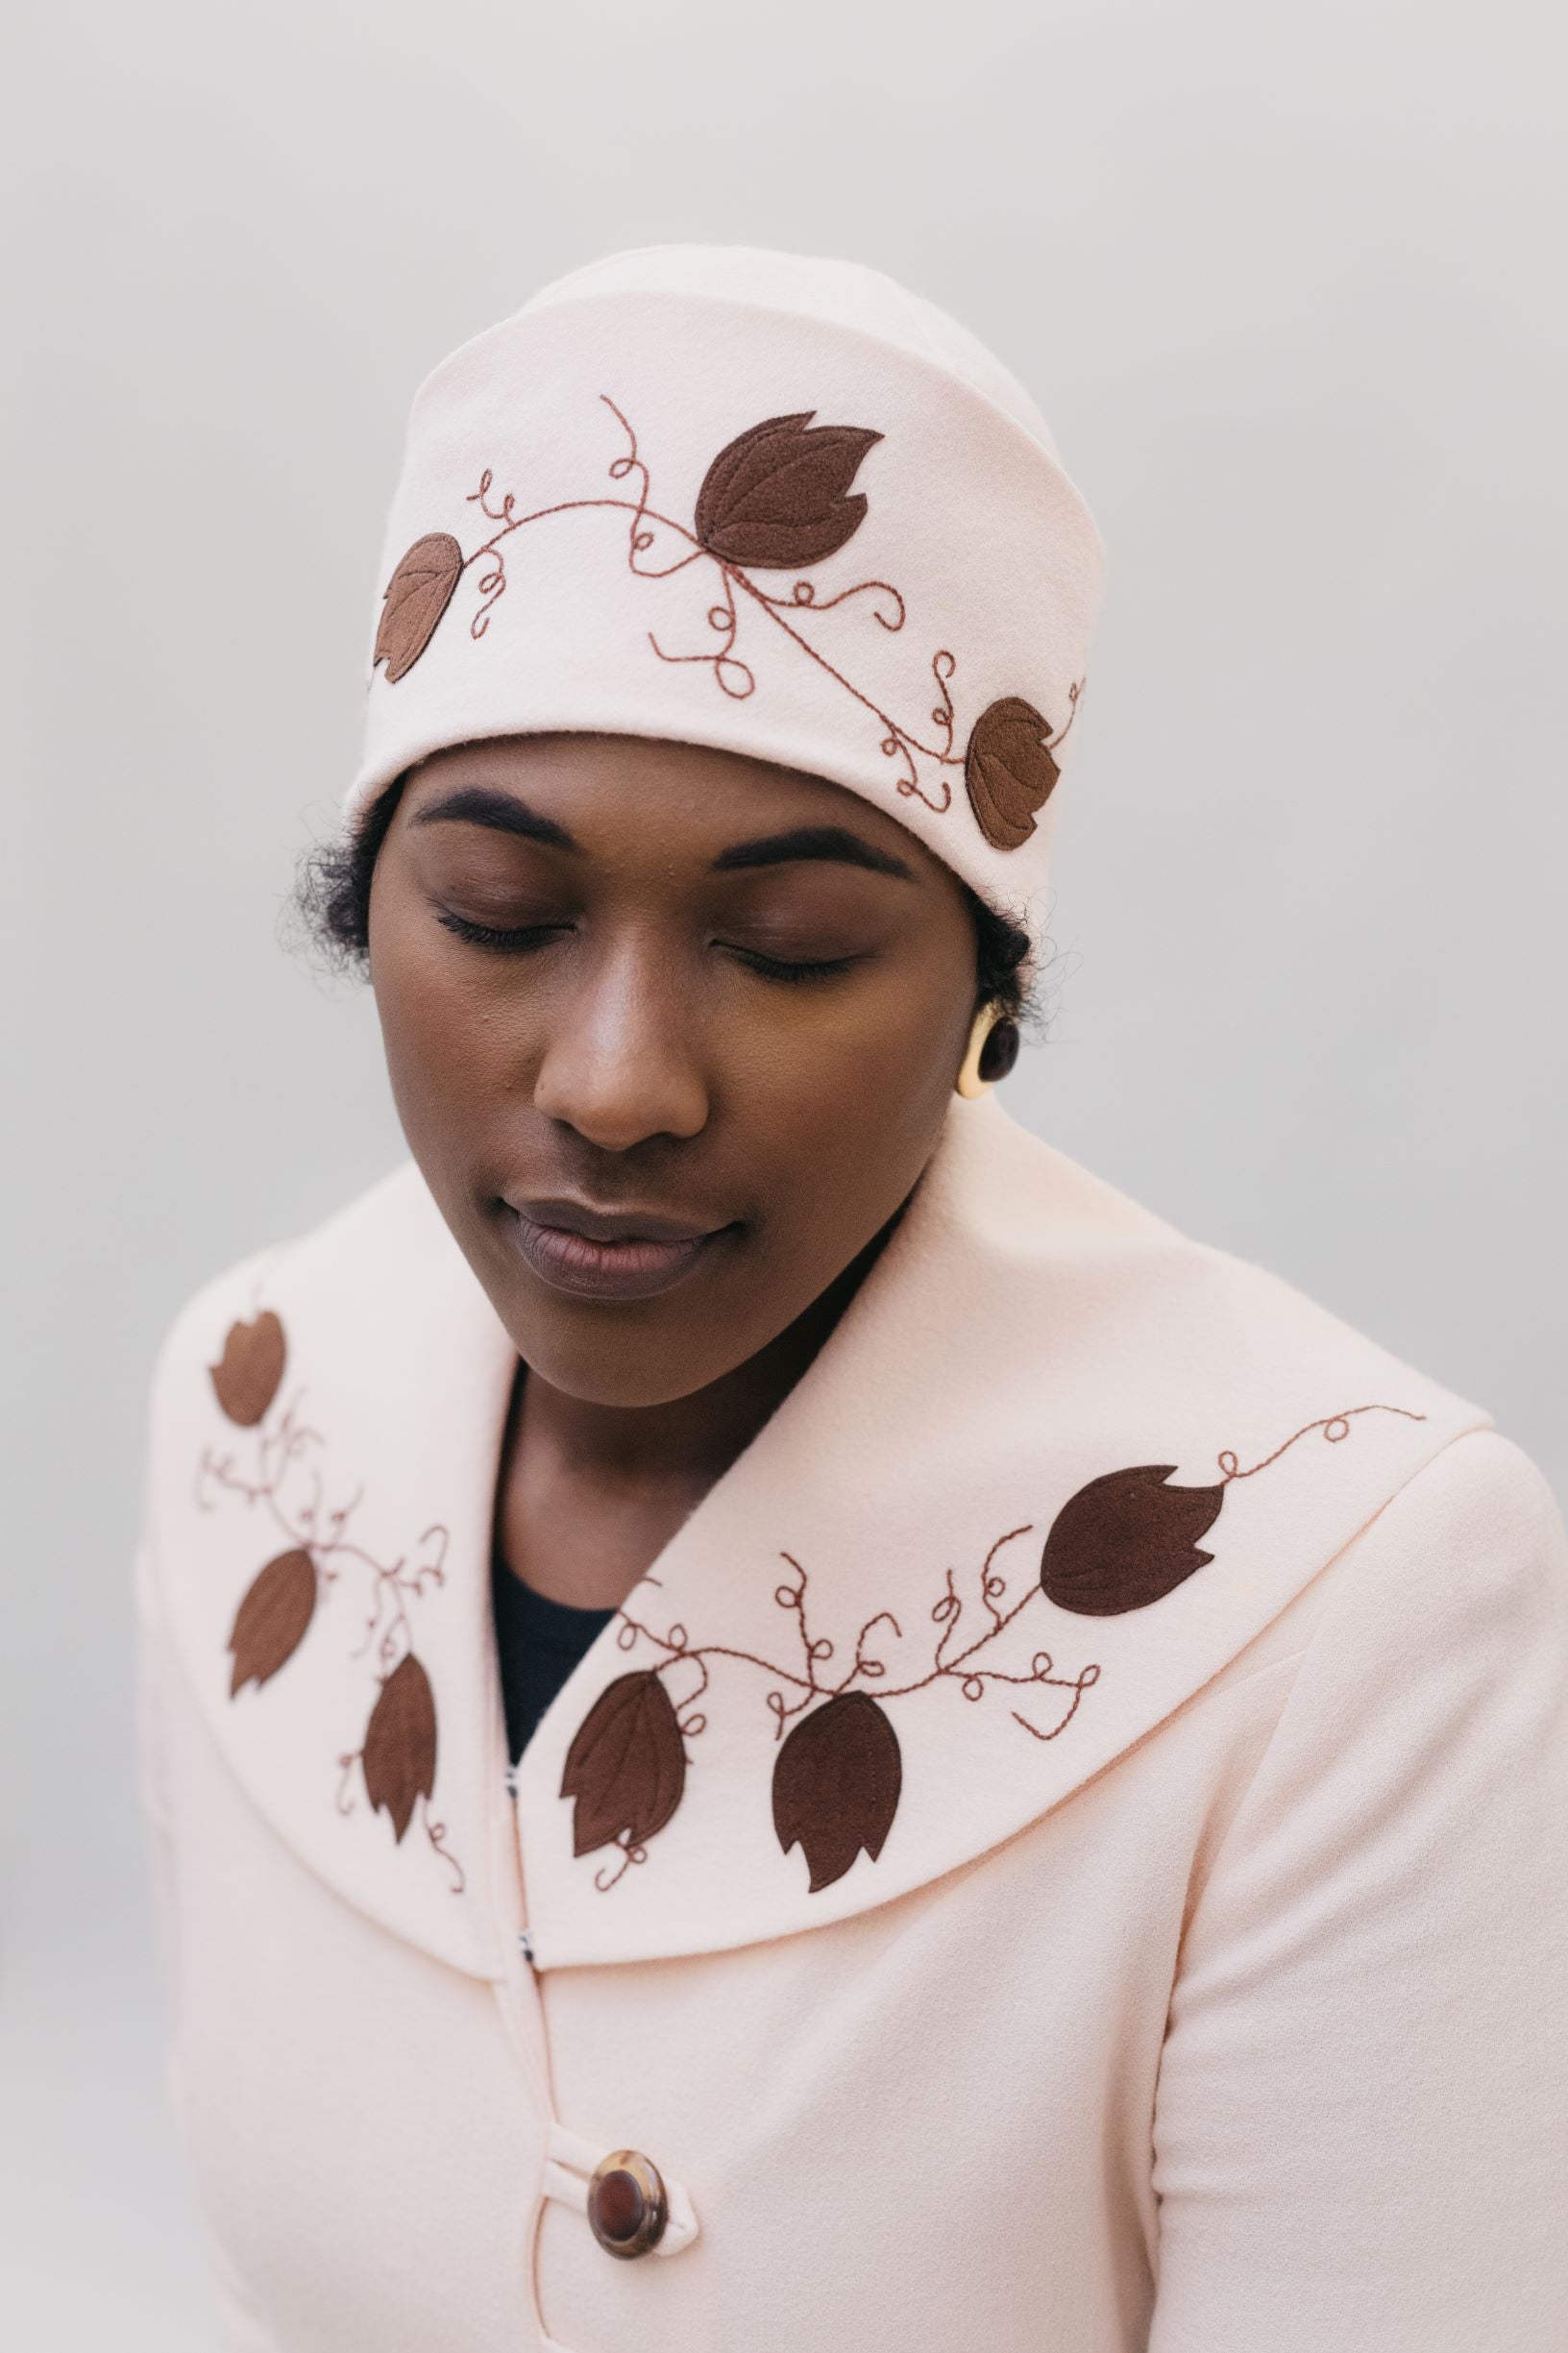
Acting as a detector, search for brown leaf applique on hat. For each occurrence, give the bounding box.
[208,1309,286,1426]
[964,688,1081,851]
[374,532,464,683]
[772,1690,902,1892]
[228,1546,318,1693]
[694,414,882,570]
[566,1400,1429,1895]
[196,1311,464,1893]
[372,394,1086,827]
[560,1670,687,1881]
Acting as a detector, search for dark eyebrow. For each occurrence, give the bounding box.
[409,786,578,849]
[709,824,914,880]
[410,790,914,881]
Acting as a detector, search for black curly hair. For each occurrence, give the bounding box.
[291,768,1040,1026]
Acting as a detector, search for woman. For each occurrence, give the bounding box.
[134,245,1568,2352]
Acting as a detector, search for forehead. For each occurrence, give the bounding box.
[395,732,941,876]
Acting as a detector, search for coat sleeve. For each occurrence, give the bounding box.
[1147,1428,1568,2353]
[133,1375,284,2352]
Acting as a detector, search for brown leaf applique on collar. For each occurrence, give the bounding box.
[196,1310,465,1893]
[560,1671,687,1862]
[1039,1463,1224,1616]
[371,395,1085,833]
[772,1690,902,1894]
[561,1401,1427,1897]
[208,1309,287,1426]
[566,1520,1101,1898]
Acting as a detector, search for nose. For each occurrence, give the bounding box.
[531,935,709,1151]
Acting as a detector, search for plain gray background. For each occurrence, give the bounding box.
[5,0,1564,2340]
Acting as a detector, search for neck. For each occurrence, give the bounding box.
[495,1188,921,1609]
[516,1211,901,1493]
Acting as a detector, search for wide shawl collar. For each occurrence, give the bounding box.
[148,1093,1487,1977]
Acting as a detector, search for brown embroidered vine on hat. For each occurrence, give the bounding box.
[1040,1402,1434,1618]
[964,688,1080,852]
[772,1690,902,1893]
[370,394,1086,823]
[196,1311,466,1893]
[208,1308,286,1427]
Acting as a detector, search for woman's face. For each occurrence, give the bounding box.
[367,732,981,1407]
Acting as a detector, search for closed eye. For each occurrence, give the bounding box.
[435,912,571,952]
[723,944,865,986]
[436,910,863,985]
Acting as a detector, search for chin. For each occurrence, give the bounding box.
[501,1298,752,1408]
[429,1173,810,1404]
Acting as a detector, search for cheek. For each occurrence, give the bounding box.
[723,979,967,1248]
[370,929,519,1156]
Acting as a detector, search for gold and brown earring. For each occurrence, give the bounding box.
[955,1001,1021,1097]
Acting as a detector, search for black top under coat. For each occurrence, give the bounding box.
[491,1546,616,1768]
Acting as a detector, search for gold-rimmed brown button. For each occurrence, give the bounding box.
[586,2148,669,2260]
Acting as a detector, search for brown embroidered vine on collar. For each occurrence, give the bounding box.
[371,397,1083,842]
[560,1401,1427,1897]
[196,1310,465,1894]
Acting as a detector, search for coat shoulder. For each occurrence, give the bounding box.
[1327,1426,1567,1629]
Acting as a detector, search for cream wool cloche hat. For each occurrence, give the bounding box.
[346,243,1106,958]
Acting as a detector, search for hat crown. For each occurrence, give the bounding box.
[510,244,1064,465]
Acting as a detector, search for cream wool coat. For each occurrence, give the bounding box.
[134,1090,1568,2352]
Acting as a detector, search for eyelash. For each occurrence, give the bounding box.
[435,912,857,987]
[728,947,856,987]
[436,913,565,952]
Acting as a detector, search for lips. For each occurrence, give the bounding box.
[502,1194,734,1302]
